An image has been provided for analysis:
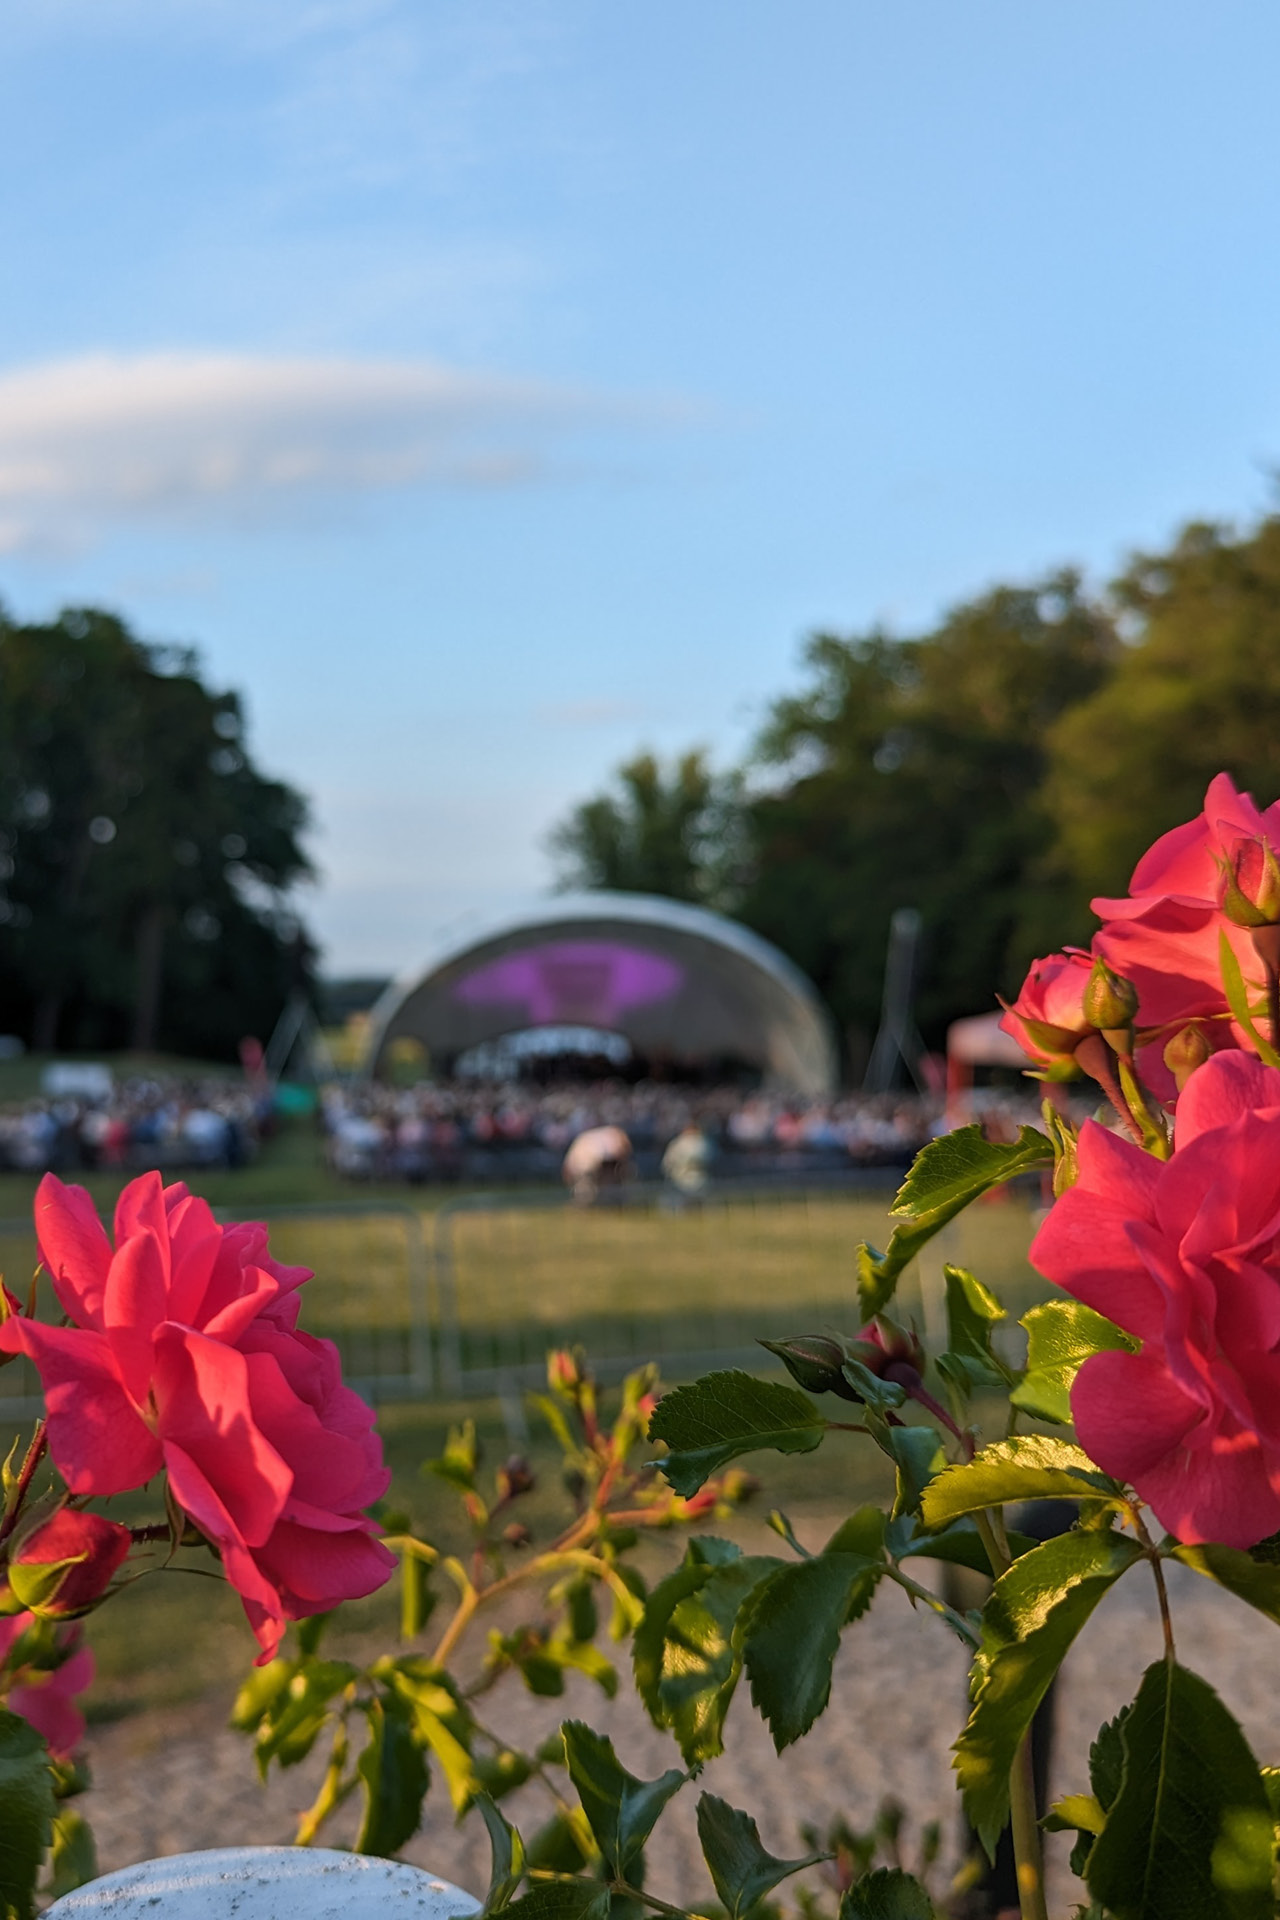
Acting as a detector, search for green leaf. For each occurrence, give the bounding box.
[1219,930,1280,1070]
[561,1722,685,1877]
[648,1372,826,1496]
[1044,1793,1106,1836]
[228,1657,294,1732]
[426,1418,479,1491]
[920,1436,1117,1531]
[501,1882,611,1920]
[1173,1542,1280,1627]
[858,1127,1053,1316]
[0,1710,55,1920]
[840,1867,936,1919]
[943,1266,1013,1390]
[1010,1300,1137,1425]
[891,1516,1035,1575]
[354,1695,429,1857]
[476,1793,526,1913]
[823,1507,887,1558]
[955,1530,1143,1855]
[741,1554,884,1750]
[696,1793,829,1920]
[250,1659,359,1776]
[632,1545,782,1765]
[885,1426,949,1519]
[46,1807,98,1901]
[1087,1661,1274,1919]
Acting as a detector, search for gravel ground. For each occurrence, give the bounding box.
[79,1555,1280,1920]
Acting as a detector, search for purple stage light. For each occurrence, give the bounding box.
[452,941,684,1027]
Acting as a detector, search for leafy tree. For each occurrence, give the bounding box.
[0,605,314,1058]
[1044,515,1280,903]
[547,749,745,910]
[739,574,1117,1058]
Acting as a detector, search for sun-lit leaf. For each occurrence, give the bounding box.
[942,1266,1014,1393]
[46,1806,98,1900]
[696,1793,830,1920]
[1173,1542,1280,1628]
[955,1530,1143,1855]
[1010,1300,1136,1425]
[858,1127,1052,1316]
[920,1436,1117,1531]
[0,1711,54,1920]
[561,1722,685,1877]
[648,1372,826,1496]
[1087,1661,1273,1919]
[500,1881,611,1920]
[1219,931,1280,1070]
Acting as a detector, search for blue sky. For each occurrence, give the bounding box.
[3,2,1280,972]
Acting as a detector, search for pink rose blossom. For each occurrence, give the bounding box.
[0,1172,395,1660]
[1091,773,1280,1084]
[1031,1050,1280,1547]
[0,1613,93,1760]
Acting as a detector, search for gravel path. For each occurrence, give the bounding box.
[79,1552,1280,1919]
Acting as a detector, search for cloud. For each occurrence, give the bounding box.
[0,350,642,551]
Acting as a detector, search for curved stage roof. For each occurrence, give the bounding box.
[365,892,837,1095]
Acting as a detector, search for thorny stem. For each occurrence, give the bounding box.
[0,1421,47,1548]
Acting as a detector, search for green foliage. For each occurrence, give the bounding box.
[839,1867,935,1919]
[857,1128,1052,1316]
[1010,1299,1137,1424]
[939,1266,1013,1398]
[560,1723,685,1877]
[503,1882,611,1920]
[632,1542,781,1765]
[955,1530,1143,1855]
[45,1808,97,1901]
[0,605,313,1055]
[1172,1542,1280,1627]
[354,1695,429,1856]
[476,1795,526,1914]
[920,1437,1118,1530]
[649,1372,826,1496]
[546,748,744,912]
[0,1710,55,1920]
[1086,1662,1274,1919]
[696,1793,830,1920]
[741,1549,883,1750]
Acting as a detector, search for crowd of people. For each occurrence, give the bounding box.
[317,1077,1047,1187]
[0,1075,270,1176]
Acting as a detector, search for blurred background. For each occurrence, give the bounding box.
[4,2,1280,1889]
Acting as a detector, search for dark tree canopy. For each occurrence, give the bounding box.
[547,749,745,912]
[0,605,314,1059]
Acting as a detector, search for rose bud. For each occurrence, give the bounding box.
[1081,957,1140,1035]
[998,949,1096,1071]
[1163,1022,1213,1094]
[496,1455,535,1501]
[7,1510,131,1618]
[1219,836,1280,928]
[547,1349,582,1394]
[842,1317,927,1395]
[759,1334,864,1401]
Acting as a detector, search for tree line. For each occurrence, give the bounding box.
[549,513,1280,1073]
[0,607,313,1061]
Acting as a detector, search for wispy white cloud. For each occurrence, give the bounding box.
[0,350,653,552]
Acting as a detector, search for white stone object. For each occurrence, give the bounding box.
[43,1847,483,1920]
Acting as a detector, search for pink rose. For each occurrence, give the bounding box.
[998,948,1098,1068]
[8,1509,131,1617]
[0,1613,93,1760]
[1031,1050,1280,1547]
[0,1173,394,1660]
[1092,773,1280,1071]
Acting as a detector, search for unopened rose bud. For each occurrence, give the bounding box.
[998,949,1094,1071]
[501,1521,532,1549]
[497,1455,535,1500]
[759,1334,863,1401]
[1082,958,1139,1034]
[547,1349,581,1394]
[1219,836,1280,928]
[842,1318,927,1394]
[7,1510,131,1618]
[1163,1023,1213,1094]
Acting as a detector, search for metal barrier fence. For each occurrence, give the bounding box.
[0,1178,1038,1422]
